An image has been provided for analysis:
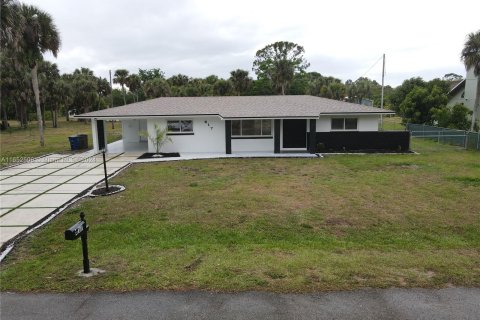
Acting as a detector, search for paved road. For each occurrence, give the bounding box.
[1,288,479,320]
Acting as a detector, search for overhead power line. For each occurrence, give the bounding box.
[358,55,384,80]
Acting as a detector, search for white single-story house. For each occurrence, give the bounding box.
[447,67,479,112]
[75,95,398,154]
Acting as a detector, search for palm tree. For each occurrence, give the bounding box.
[19,4,60,146]
[144,78,171,98]
[1,0,25,129]
[229,69,251,96]
[126,74,142,102]
[461,30,480,131]
[113,69,129,105]
[1,0,24,50]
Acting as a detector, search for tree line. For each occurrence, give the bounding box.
[3,60,475,132]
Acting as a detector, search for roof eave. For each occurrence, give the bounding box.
[319,111,395,115]
[74,114,224,120]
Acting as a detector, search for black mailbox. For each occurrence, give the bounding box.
[65,212,90,273]
[65,220,88,240]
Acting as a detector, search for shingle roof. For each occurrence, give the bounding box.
[75,95,394,119]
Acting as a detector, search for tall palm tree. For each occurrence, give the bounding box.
[126,74,142,102]
[114,69,129,105]
[1,0,24,50]
[229,69,251,96]
[1,0,25,129]
[19,4,60,146]
[461,30,480,131]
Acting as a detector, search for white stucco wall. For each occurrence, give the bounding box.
[316,115,379,132]
[358,116,379,131]
[147,117,225,153]
[232,138,274,152]
[317,118,331,132]
[122,119,143,143]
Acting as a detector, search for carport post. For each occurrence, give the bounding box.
[309,119,317,154]
[225,120,232,154]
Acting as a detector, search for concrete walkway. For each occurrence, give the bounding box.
[0,152,138,247]
[1,288,479,320]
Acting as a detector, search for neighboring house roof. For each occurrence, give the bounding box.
[448,79,463,91]
[448,79,466,96]
[75,95,394,119]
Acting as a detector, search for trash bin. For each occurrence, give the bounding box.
[78,134,88,149]
[68,136,81,151]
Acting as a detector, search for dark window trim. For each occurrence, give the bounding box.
[231,119,272,137]
[167,120,194,134]
[167,133,195,136]
[231,136,273,139]
[330,117,358,131]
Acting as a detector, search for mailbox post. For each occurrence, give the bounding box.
[65,212,90,273]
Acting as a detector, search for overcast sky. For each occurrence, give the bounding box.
[29,0,479,87]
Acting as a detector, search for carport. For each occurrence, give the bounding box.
[91,119,148,153]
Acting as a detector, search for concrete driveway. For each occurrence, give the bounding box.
[1,287,479,320]
[0,152,139,247]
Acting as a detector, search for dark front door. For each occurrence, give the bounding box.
[282,119,307,148]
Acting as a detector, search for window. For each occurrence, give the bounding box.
[331,118,344,130]
[345,118,357,130]
[231,120,272,137]
[167,120,193,134]
[331,118,357,131]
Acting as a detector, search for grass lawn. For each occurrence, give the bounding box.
[1,139,479,292]
[0,120,122,166]
[382,115,405,131]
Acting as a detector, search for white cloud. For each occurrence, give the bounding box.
[27,0,480,86]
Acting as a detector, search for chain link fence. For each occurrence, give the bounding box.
[406,123,480,151]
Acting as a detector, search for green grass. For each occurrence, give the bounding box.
[382,115,405,131]
[0,120,122,166]
[1,139,479,292]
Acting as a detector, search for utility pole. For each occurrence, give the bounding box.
[380,54,385,130]
[109,70,114,129]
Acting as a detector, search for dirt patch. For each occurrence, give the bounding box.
[324,218,352,226]
[184,256,203,272]
[388,163,420,170]
[265,270,286,279]
[90,185,125,196]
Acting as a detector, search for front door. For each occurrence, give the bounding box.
[282,119,307,148]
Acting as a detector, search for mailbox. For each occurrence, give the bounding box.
[65,220,88,240]
[64,212,90,273]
